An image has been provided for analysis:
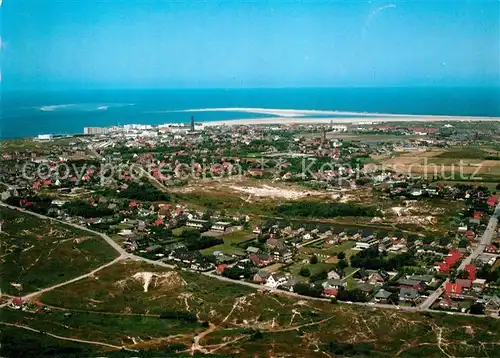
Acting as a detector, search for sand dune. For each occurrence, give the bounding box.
[175,107,500,121]
[200,115,499,127]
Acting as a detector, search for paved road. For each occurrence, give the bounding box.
[420,201,500,310]
[0,322,138,352]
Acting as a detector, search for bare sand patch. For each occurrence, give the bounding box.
[480,160,500,167]
[228,184,315,200]
[417,150,446,158]
[383,157,422,165]
[115,271,185,293]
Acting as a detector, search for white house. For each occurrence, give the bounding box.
[186,219,208,229]
[265,273,288,288]
[355,236,378,250]
[211,221,230,232]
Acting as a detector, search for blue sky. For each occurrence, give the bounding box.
[2,0,499,89]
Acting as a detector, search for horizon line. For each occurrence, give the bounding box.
[3,84,500,92]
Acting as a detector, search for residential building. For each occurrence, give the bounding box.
[455,279,472,292]
[265,273,288,288]
[323,288,339,298]
[355,236,378,250]
[472,278,486,292]
[253,270,270,283]
[186,219,208,229]
[272,248,293,263]
[397,279,422,291]
[321,279,346,290]
[484,296,500,315]
[327,269,343,280]
[246,246,260,255]
[211,221,231,232]
[399,287,420,302]
[84,127,110,135]
[216,264,228,275]
[374,289,393,303]
[444,282,463,298]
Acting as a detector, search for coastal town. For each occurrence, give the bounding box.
[3,0,500,355]
[2,118,500,321]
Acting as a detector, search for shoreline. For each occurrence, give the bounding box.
[200,115,500,127]
[173,107,500,120]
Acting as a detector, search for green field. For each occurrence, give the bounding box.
[436,148,487,159]
[284,261,337,277]
[201,229,254,254]
[0,208,118,296]
[0,325,99,358]
[300,240,357,258]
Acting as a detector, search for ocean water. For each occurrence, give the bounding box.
[1,87,499,139]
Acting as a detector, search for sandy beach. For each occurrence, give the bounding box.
[200,116,500,127]
[188,108,500,127]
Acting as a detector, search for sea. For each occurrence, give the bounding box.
[1,87,499,139]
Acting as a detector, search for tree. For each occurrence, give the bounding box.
[310,270,328,283]
[336,289,367,303]
[423,237,435,245]
[458,238,468,249]
[293,283,323,297]
[337,252,346,260]
[276,202,381,218]
[438,237,451,247]
[310,255,318,265]
[457,270,469,279]
[337,259,348,270]
[299,267,311,277]
[470,302,485,315]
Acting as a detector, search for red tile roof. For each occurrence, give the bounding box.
[464,264,477,280]
[216,264,228,274]
[12,297,23,306]
[439,262,450,273]
[323,288,338,297]
[445,282,463,295]
[465,231,476,240]
[455,279,472,289]
[487,195,498,208]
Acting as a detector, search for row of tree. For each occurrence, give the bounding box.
[117,181,170,202]
[350,247,417,271]
[276,202,381,218]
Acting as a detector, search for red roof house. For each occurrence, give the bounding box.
[438,262,451,273]
[323,288,339,297]
[465,231,476,240]
[153,217,164,226]
[12,297,23,306]
[455,279,472,289]
[445,250,462,266]
[444,282,463,296]
[487,195,498,208]
[486,245,499,253]
[464,264,477,280]
[216,264,228,275]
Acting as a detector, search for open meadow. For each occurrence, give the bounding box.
[0,208,118,296]
[1,259,496,357]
